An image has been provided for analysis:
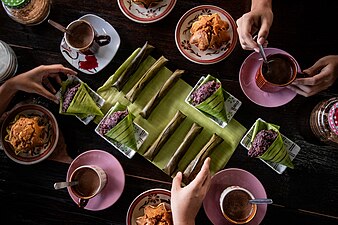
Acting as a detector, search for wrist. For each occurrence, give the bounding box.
[1,78,18,96]
[251,0,272,10]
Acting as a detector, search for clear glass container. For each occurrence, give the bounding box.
[0,40,18,83]
[310,97,338,147]
[2,0,51,26]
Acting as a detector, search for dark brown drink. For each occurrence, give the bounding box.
[222,190,254,223]
[71,167,100,197]
[66,22,94,49]
[262,54,295,85]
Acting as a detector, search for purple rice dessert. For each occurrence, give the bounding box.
[99,110,129,135]
[190,80,220,105]
[62,83,80,112]
[248,129,278,157]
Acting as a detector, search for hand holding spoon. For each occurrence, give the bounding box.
[54,181,78,190]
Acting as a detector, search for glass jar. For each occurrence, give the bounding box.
[310,97,338,147]
[0,40,18,83]
[1,0,51,26]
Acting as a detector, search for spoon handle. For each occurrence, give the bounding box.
[54,181,78,190]
[257,43,268,63]
[249,198,273,204]
[48,19,72,36]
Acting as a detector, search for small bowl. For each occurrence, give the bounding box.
[126,188,171,225]
[0,104,59,165]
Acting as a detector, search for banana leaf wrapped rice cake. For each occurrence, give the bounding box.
[190,75,228,122]
[98,102,137,151]
[249,119,294,169]
[60,79,103,119]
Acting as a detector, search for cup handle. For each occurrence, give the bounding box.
[95,35,111,46]
[78,198,89,208]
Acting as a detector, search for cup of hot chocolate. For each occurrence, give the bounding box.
[69,165,107,208]
[219,185,257,224]
[255,53,300,93]
[64,20,111,55]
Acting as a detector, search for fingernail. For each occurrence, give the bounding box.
[254,47,259,52]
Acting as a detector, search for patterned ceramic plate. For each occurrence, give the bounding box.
[126,188,171,225]
[175,5,237,65]
[117,0,177,23]
[60,14,120,74]
[240,118,301,174]
[0,104,59,165]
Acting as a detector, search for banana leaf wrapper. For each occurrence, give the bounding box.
[182,133,223,184]
[191,75,228,122]
[140,69,185,119]
[104,102,137,151]
[125,55,168,103]
[250,119,294,169]
[112,41,154,91]
[143,110,187,161]
[60,80,103,119]
[163,122,203,176]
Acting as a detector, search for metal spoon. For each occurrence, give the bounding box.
[249,198,273,205]
[54,181,78,190]
[48,19,73,36]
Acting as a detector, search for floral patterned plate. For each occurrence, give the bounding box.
[117,0,177,23]
[60,14,120,74]
[126,188,171,225]
[175,5,238,65]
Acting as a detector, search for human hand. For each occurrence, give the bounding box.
[236,0,273,52]
[288,55,338,97]
[171,157,211,225]
[9,64,77,103]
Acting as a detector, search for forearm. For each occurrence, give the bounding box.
[0,78,18,116]
[251,0,272,10]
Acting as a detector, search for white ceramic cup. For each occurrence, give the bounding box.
[69,165,107,208]
[219,185,257,224]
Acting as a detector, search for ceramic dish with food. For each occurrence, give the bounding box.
[0,104,59,165]
[175,5,237,65]
[126,188,172,225]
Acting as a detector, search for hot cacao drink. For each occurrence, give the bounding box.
[66,21,94,49]
[262,54,295,85]
[71,167,100,197]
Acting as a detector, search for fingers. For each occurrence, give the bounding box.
[40,64,77,76]
[171,172,183,192]
[191,157,211,187]
[42,78,56,94]
[34,84,59,103]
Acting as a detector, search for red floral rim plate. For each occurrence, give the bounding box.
[175,5,238,65]
[126,188,171,225]
[0,104,59,165]
[118,0,177,23]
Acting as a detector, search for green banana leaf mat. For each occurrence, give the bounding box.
[94,47,247,177]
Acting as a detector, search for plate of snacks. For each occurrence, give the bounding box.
[126,188,172,225]
[118,0,177,23]
[0,104,59,165]
[186,75,241,128]
[175,5,237,65]
[95,102,148,158]
[240,118,301,174]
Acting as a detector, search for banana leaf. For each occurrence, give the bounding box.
[191,75,227,122]
[250,119,294,169]
[60,80,103,118]
[104,102,137,151]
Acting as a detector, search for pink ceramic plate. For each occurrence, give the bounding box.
[118,0,177,24]
[67,150,125,211]
[239,48,299,107]
[203,168,267,225]
[175,5,237,65]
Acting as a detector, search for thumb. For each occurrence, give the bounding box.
[36,86,59,104]
[171,172,182,192]
[303,59,326,76]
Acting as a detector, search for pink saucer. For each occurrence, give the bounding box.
[203,168,267,225]
[239,48,299,107]
[67,150,125,211]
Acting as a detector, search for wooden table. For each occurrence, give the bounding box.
[1,0,338,224]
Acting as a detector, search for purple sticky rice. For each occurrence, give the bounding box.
[190,80,220,105]
[62,83,80,112]
[99,110,129,135]
[248,129,278,157]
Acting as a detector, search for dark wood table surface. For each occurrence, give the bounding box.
[1,0,338,224]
